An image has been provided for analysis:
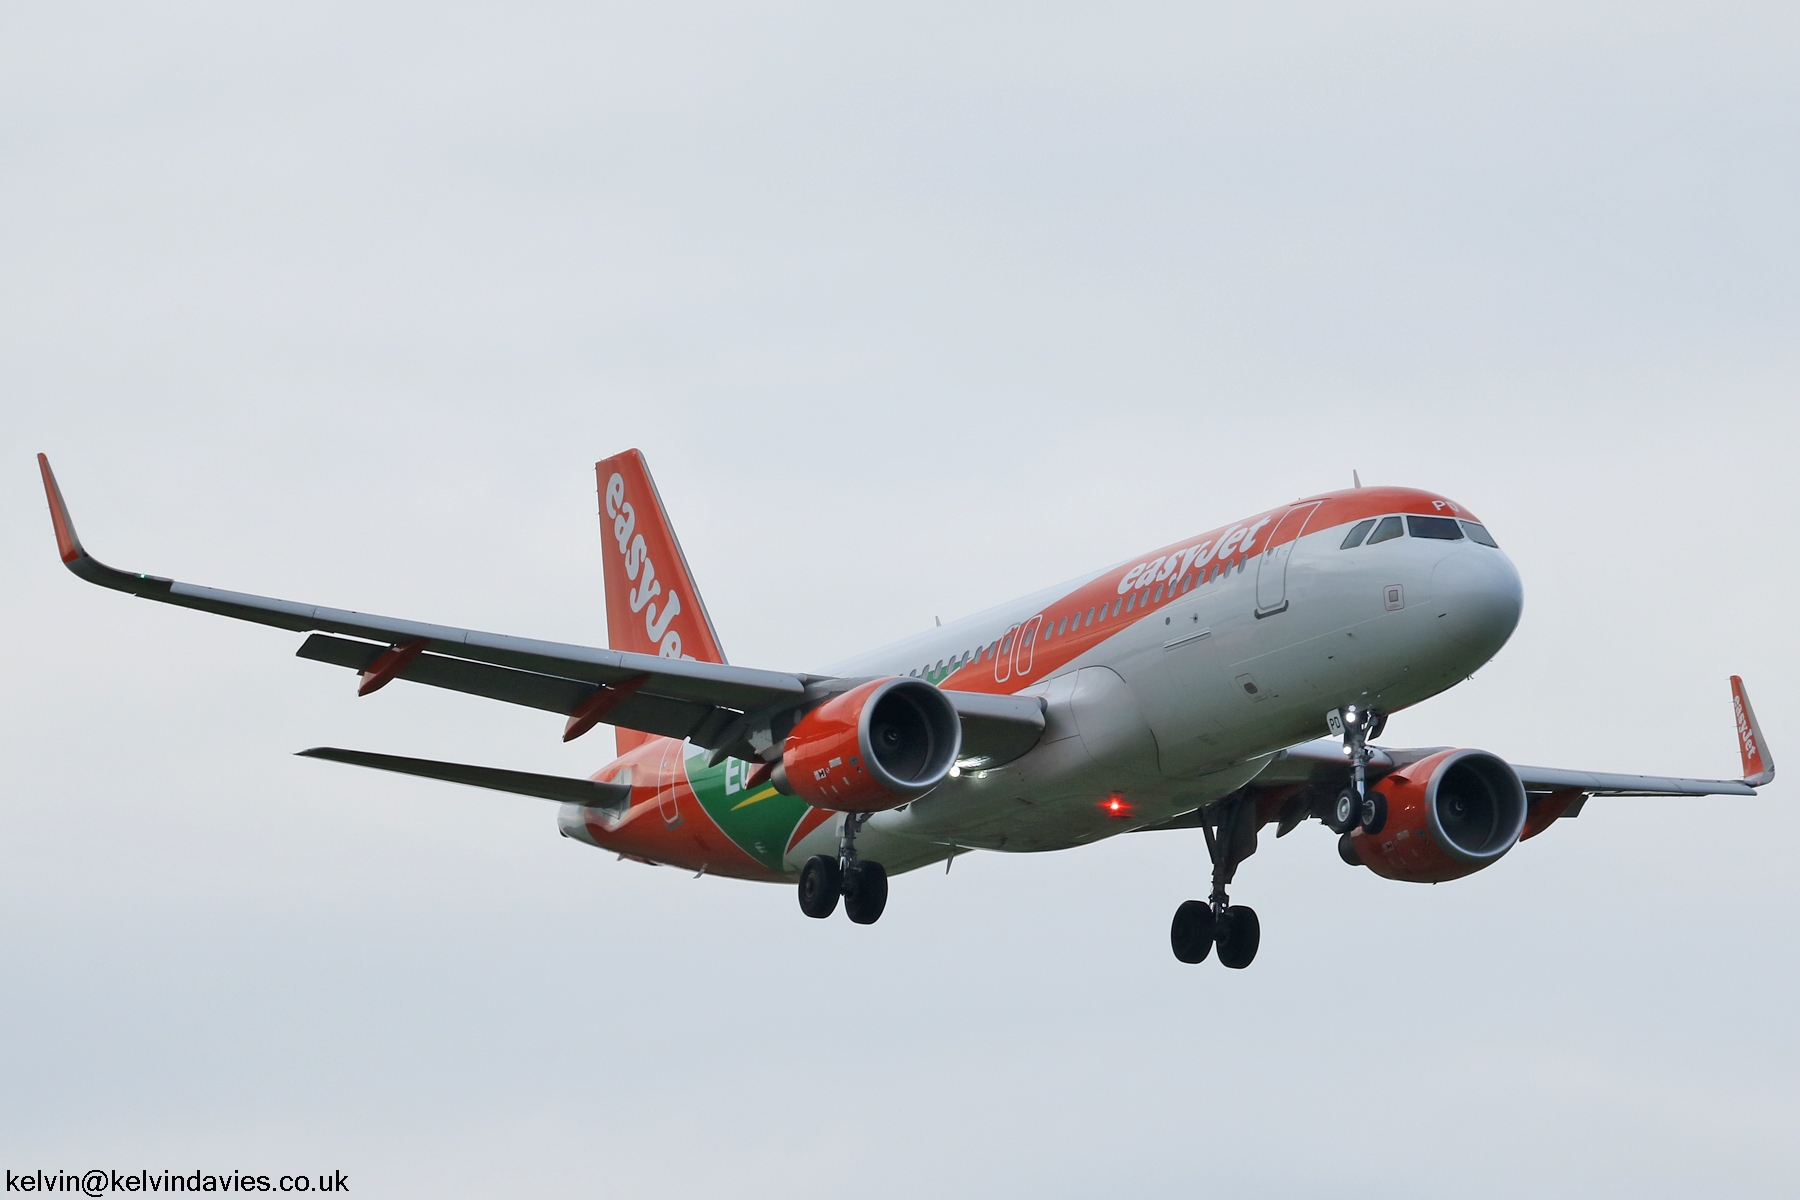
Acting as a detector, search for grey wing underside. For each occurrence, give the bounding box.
[1261,739,1757,797]
[39,457,1045,765]
[1148,738,1761,834]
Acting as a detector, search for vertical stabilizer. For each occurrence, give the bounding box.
[595,451,727,752]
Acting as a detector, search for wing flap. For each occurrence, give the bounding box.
[296,634,592,714]
[296,634,730,741]
[945,691,1046,767]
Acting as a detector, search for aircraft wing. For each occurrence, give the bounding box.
[1261,738,1760,797]
[1155,678,1771,836]
[38,456,1043,763]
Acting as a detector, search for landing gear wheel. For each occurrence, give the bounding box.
[1214,905,1261,969]
[843,861,889,925]
[1328,788,1361,834]
[1170,900,1215,963]
[798,855,841,919]
[1358,790,1388,835]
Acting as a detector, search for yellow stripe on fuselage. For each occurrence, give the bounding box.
[730,786,780,811]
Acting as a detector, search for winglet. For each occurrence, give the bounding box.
[37,453,86,564]
[1731,676,1775,787]
[35,455,160,594]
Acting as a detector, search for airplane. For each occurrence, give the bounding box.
[35,451,1774,968]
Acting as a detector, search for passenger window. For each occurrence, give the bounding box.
[1406,515,1464,540]
[1461,521,1499,547]
[1057,617,1067,635]
[1086,607,1095,625]
[1112,598,1122,616]
[1366,516,1403,545]
[1340,519,1377,549]
[1153,583,1164,602]
[1125,595,1136,612]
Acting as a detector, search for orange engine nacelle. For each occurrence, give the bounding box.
[1345,748,1528,883]
[778,678,962,813]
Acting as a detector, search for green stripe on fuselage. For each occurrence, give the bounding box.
[683,751,817,873]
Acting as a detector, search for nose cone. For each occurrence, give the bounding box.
[1431,548,1523,662]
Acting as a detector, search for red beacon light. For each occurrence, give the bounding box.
[1100,795,1134,818]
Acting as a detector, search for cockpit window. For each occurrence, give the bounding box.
[1365,515,1404,545]
[1340,519,1377,549]
[1460,521,1499,547]
[1406,515,1465,540]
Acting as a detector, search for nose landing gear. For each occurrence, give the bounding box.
[797,812,889,925]
[1326,704,1387,834]
[1169,791,1262,969]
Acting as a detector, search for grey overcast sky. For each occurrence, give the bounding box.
[2,3,1796,1196]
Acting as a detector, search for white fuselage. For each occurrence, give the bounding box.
[798,504,1523,872]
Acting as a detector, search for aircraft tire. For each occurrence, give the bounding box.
[1215,905,1261,969]
[1170,900,1214,963]
[799,855,841,919]
[844,861,888,925]
[1328,788,1361,834]
[1359,790,1388,835]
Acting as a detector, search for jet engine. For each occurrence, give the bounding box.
[778,678,962,812]
[1343,748,1528,883]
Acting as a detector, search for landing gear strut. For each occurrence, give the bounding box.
[1170,791,1261,969]
[798,812,889,925]
[1326,704,1387,834]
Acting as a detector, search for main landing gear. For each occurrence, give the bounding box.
[1170,704,1388,968]
[1170,792,1262,969]
[798,812,889,925]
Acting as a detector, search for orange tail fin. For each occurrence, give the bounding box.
[596,451,727,753]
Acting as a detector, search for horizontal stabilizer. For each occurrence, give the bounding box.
[297,747,633,808]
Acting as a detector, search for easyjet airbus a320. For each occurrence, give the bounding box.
[37,452,1774,968]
